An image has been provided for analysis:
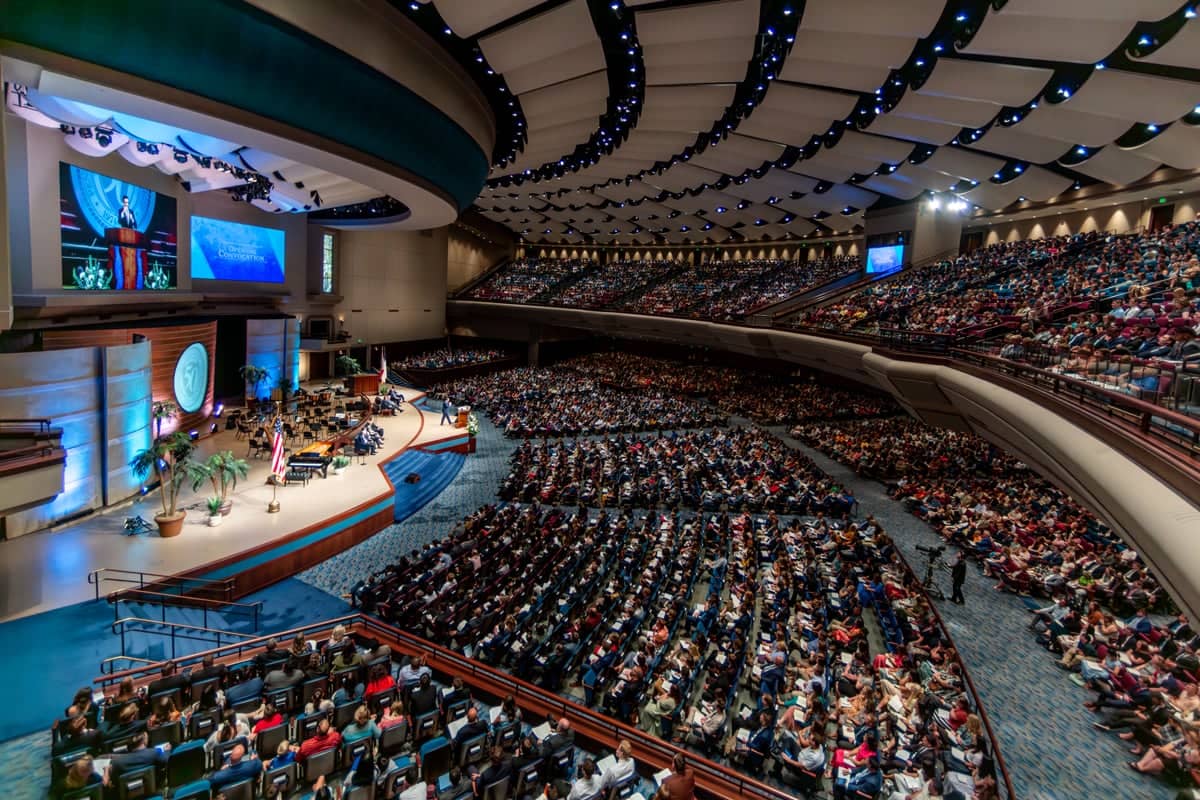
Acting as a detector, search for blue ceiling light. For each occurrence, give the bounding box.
[610,1,619,10]
[408,2,419,10]
[1138,35,1152,46]
[783,6,793,15]
[1076,146,1088,155]
[915,59,925,67]
[1187,7,1197,18]
[933,42,944,52]
[443,26,452,35]
[1095,61,1106,70]
[1147,123,1159,132]
[955,12,967,22]
[716,206,727,213]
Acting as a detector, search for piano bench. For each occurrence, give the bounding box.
[283,470,310,486]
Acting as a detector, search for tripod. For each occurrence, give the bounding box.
[922,556,947,600]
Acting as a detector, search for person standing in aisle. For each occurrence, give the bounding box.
[951,552,967,605]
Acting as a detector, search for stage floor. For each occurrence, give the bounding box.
[0,385,466,623]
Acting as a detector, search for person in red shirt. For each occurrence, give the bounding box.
[297,718,341,762]
[948,697,970,731]
[365,663,395,697]
[251,703,283,736]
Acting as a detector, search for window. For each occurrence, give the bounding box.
[321,232,336,293]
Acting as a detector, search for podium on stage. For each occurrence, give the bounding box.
[346,373,381,396]
[106,227,148,290]
[456,405,470,429]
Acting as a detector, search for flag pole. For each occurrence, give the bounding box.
[267,402,282,513]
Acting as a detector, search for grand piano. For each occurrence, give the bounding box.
[284,401,373,480]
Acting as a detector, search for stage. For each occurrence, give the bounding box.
[0,384,471,623]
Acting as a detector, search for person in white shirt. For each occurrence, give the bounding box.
[567,758,604,800]
[601,740,636,791]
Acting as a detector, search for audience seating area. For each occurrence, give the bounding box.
[432,366,726,438]
[392,349,508,371]
[460,257,863,322]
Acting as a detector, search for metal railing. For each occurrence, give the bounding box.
[88,568,237,603]
[108,588,262,632]
[0,418,53,433]
[110,617,258,664]
[99,655,159,675]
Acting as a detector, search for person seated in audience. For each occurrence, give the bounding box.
[473,746,513,796]
[566,757,603,800]
[102,702,145,744]
[148,661,189,698]
[248,702,283,739]
[342,704,381,743]
[223,668,264,709]
[331,672,364,706]
[107,731,167,783]
[541,717,575,756]
[298,717,342,762]
[55,755,101,799]
[452,706,489,757]
[600,739,636,791]
[208,742,262,791]
[270,739,298,769]
[53,708,102,755]
[397,654,431,688]
[189,653,226,686]
[264,658,305,692]
[654,753,695,800]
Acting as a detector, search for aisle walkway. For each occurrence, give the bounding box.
[765,424,1169,800]
[296,415,518,598]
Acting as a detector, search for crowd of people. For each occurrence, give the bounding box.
[462,256,865,322]
[498,428,857,515]
[351,500,998,799]
[432,366,726,438]
[392,348,508,371]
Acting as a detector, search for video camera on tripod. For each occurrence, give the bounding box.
[915,544,949,599]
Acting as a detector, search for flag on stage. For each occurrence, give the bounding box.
[269,417,286,478]
[378,348,387,386]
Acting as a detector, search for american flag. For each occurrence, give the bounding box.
[269,416,286,478]
[378,348,387,385]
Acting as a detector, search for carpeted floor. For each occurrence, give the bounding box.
[382,449,466,522]
[764,423,1172,800]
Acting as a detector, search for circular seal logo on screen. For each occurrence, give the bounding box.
[69,165,155,236]
[173,342,209,413]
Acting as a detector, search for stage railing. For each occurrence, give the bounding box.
[107,587,263,632]
[88,568,237,602]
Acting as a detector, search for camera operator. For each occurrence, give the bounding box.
[950,551,967,605]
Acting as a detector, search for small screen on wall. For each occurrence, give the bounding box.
[59,162,178,290]
[190,216,286,283]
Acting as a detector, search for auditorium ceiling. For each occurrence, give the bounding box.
[404,0,1200,245]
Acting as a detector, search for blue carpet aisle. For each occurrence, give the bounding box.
[381,449,466,521]
[296,415,518,599]
[764,423,1168,800]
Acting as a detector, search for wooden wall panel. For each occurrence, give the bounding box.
[45,322,217,438]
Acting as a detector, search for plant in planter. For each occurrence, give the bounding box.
[129,431,206,537]
[205,496,224,527]
[194,451,250,516]
[238,364,271,404]
[277,375,295,402]
[331,454,351,476]
[335,354,362,376]
[152,400,179,441]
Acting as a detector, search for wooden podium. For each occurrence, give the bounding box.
[346,373,381,396]
[105,227,147,290]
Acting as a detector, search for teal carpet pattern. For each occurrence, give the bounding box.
[295,415,516,601]
[382,449,465,521]
[764,423,1172,800]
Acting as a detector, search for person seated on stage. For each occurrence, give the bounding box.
[354,430,377,456]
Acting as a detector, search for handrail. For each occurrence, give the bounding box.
[110,616,259,665]
[0,418,52,432]
[108,588,263,632]
[88,568,236,602]
[99,655,158,674]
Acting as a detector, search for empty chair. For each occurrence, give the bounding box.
[254,723,288,761]
[413,710,437,744]
[379,719,409,757]
[458,731,488,768]
[113,766,156,800]
[365,687,395,712]
[481,778,510,800]
[293,710,328,741]
[148,719,182,748]
[551,746,575,780]
[231,696,262,716]
[168,739,207,787]
[419,736,451,783]
[332,700,359,730]
[60,784,103,800]
[444,698,469,722]
[261,763,298,797]
[170,780,211,800]
[188,709,219,741]
[513,758,542,798]
[216,778,254,800]
[493,722,518,751]
[304,746,338,781]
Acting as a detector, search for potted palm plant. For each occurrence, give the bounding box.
[152,400,178,441]
[129,431,206,537]
[335,354,361,376]
[205,496,224,527]
[331,454,350,476]
[239,364,271,404]
[194,451,250,516]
